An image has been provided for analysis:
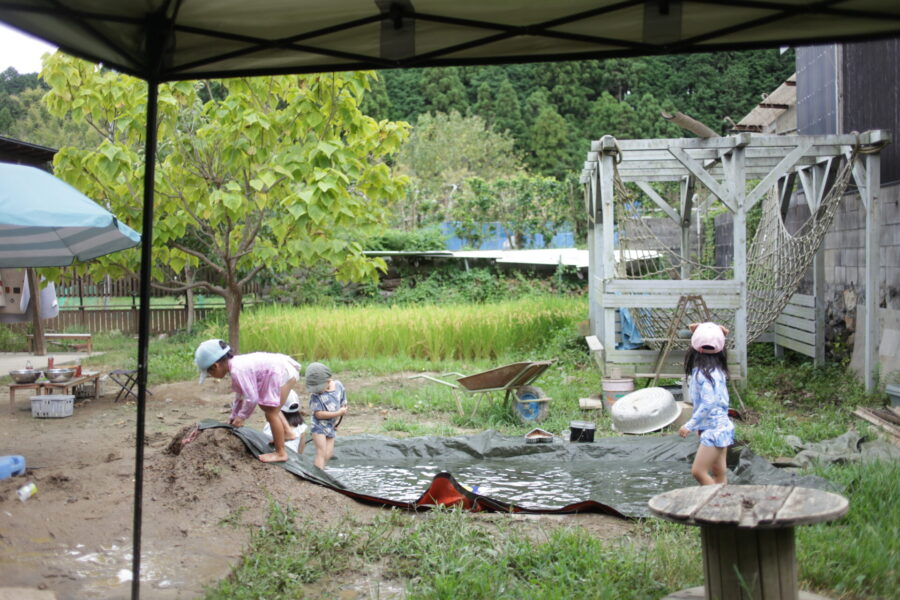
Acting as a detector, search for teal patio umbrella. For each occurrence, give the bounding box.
[0,162,141,267]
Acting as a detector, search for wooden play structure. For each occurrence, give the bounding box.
[581,131,888,390]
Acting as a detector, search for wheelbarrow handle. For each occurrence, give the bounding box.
[407,374,461,389]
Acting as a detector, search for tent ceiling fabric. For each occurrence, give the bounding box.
[2,1,899,82]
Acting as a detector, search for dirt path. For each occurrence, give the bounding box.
[0,370,633,599]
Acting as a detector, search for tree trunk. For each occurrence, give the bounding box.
[26,269,45,356]
[184,265,195,333]
[225,287,242,353]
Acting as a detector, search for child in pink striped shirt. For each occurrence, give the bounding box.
[195,339,301,463]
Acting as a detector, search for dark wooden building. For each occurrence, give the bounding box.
[0,134,56,170]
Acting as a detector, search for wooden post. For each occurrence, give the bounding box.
[597,136,618,371]
[728,142,749,379]
[702,526,797,600]
[680,176,695,280]
[587,168,599,335]
[863,152,881,392]
[78,275,86,330]
[26,268,45,356]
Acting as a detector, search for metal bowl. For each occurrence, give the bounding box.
[44,368,76,383]
[9,369,42,384]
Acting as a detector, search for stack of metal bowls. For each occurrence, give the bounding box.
[9,369,42,384]
[44,368,76,383]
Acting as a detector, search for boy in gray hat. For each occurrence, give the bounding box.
[306,362,347,469]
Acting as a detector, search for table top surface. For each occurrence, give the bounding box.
[11,372,102,388]
[649,484,848,528]
[42,372,101,385]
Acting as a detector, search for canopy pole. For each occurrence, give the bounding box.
[132,12,171,595]
[132,75,158,600]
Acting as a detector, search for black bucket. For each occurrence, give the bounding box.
[569,420,596,443]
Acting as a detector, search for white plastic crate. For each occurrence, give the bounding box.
[31,394,74,418]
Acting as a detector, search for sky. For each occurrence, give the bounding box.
[1,22,57,74]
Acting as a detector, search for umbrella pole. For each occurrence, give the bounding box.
[132,76,160,600]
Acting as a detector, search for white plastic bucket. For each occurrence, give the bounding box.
[601,377,634,412]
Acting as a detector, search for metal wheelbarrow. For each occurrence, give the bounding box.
[410,360,554,423]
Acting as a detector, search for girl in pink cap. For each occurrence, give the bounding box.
[195,339,301,463]
[678,322,735,485]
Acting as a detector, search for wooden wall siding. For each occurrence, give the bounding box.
[773,293,820,361]
[843,38,900,185]
[5,307,222,335]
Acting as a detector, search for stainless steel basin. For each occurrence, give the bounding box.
[9,369,42,384]
[44,368,75,383]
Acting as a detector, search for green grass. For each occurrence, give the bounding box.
[204,500,358,599]
[381,418,460,436]
[206,504,704,600]
[737,348,884,458]
[204,459,898,600]
[798,460,900,598]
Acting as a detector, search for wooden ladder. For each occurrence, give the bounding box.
[651,295,711,385]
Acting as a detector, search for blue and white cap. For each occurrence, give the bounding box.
[195,339,230,384]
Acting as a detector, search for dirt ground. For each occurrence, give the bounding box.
[0,367,633,600]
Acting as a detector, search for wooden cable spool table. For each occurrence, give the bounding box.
[648,484,848,600]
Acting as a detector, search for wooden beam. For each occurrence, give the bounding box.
[853,408,900,444]
[635,181,681,223]
[668,145,736,212]
[602,294,741,309]
[745,140,813,211]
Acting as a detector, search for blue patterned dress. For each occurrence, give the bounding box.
[309,380,346,438]
[683,368,734,448]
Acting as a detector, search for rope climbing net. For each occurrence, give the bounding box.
[611,152,856,351]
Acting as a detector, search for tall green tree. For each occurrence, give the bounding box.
[525,98,572,179]
[0,67,45,135]
[421,67,468,114]
[492,76,525,143]
[42,54,409,350]
[395,111,519,227]
[4,86,93,149]
[455,175,569,249]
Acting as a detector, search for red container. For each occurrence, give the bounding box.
[47,357,54,369]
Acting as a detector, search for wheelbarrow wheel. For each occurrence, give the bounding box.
[514,385,548,423]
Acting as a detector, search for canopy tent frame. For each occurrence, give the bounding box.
[2,2,900,81]
[3,2,900,598]
[580,130,887,389]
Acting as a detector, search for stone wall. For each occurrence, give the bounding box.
[813,182,900,351]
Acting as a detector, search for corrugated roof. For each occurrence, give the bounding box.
[366,248,662,270]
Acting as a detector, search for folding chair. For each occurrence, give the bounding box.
[109,369,152,402]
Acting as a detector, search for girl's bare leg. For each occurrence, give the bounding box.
[312,433,328,469]
[691,445,726,485]
[259,405,289,463]
[710,446,728,484]
[325,437,336,462]
[278,380,298,441]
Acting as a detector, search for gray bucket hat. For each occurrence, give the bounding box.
[305,362,332,394]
